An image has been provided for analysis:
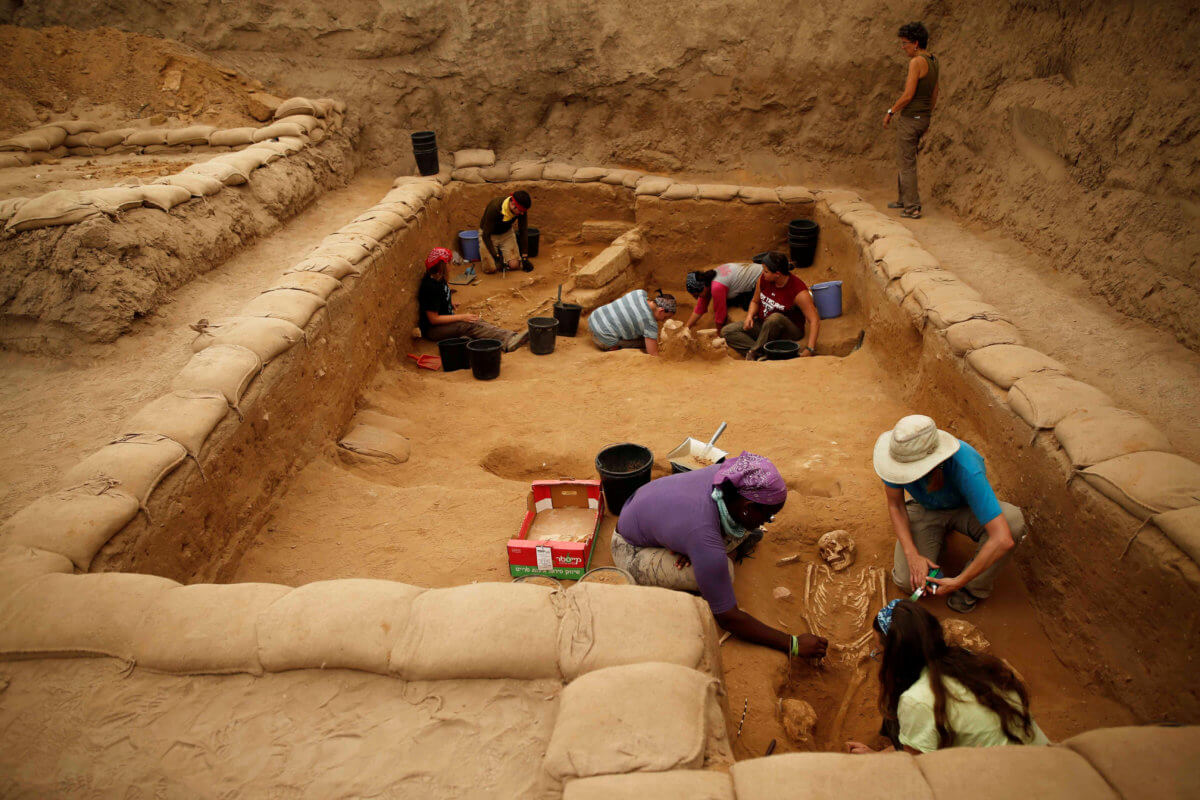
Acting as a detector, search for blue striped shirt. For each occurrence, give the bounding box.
[587,289,658,347]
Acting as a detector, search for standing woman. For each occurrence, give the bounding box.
[847,600,1049,754]
[884,21,939,219]
[683,261,763,330]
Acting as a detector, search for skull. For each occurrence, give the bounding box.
[817,530,856,572]
[780,698,818,749]
[941,619,991,654]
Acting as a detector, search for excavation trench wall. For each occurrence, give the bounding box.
[819,203,1200,721]
[0,170,1195,724]
[0,130,360,353]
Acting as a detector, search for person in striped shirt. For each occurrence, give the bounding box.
[586,289,677,356]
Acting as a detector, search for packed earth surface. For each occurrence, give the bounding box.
[0,5,1198,797]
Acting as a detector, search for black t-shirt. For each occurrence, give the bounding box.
[417,275,453,335]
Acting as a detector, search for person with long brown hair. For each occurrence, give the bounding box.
[847,599,1049,753]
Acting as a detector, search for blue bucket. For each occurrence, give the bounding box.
[811,280,843,319]
[458,230,481,262]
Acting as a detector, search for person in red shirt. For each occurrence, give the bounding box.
[719,252,821,360]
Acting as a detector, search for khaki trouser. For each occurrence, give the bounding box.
[892,500,1026,599]
[611,530,734,592]
[479,227,519,274]
[425,318,514,344]
[720,312,804,356]
[895,113,931,212]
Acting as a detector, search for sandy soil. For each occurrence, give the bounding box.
[0,172,394,519]
[229,232,1138,756]
[0,25,272,136]
[0,659,559,798]
[0,150,210,201]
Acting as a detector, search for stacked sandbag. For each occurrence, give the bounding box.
[0,572,179,660]
[256,578,425,673]
[540,662,722,797]
[1080,452,1200,522]
[62,433,189,513]
[0,544,74,604]
[966,344,1069,389]
[133,582,290,674]
[556,583,717,680]
[189,317,305,363]
[1007,374,1113,429]
[732,752,929,800]
[171,344,263,415]
[338,415,411,465]
[3,189,110,233]
[0,478,139,570]
[390,582,562,680]
[564,771,734,800]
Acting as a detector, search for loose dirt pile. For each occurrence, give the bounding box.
[0,25,274,137]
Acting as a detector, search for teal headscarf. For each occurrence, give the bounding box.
[712,487,756,547]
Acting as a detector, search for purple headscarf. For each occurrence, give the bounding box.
[712,451,788,505]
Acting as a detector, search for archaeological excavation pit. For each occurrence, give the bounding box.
[5,156,1197,798]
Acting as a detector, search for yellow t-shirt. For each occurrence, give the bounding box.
[899,668,1050,752]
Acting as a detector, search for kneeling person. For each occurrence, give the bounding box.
[874,415,1026,613]
[683,261,763,330]
[479,190,532,274]
[418,248,528,351]
[613,451,828,659]
[586,289,676,356]
[720,252,820,360]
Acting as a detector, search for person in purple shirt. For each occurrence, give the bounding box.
[874,415,1026,613]
[613,451,829,659]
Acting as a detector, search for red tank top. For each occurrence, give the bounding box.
[756,274,808,326]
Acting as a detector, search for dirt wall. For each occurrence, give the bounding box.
[4,2,1196,351]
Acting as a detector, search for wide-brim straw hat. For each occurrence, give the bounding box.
[873,415,960,484]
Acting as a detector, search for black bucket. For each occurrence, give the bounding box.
[595,443,654,514]
[411,130,437,145]
[467,338,502,380]
[790,242,817,268]
[526,227,540,258]
[415,149,440,177]
[553,302,582,337]
[764,340,800,360]
[788,219,818,235]
[437,336,471,372]
[528,316,559,355]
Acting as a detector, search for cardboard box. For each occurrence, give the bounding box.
[507,480,603,580]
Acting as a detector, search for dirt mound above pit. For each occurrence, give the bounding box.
[0,25,274,137]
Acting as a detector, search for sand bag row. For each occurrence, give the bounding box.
[540,662,721,797]
[564,771,734,800]
[728,725,1200,799]
[1,102,346,233]
[445,155,812,206]
[833,194,1200,564]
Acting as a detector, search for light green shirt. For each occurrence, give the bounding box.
[899,668,1050,752]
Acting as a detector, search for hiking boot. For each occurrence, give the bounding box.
[505,329,529,352]
[947,590,979,614]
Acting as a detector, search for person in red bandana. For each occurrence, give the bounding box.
[479,190,533,274]
[418,248,528,351]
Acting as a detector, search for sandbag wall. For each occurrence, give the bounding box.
[0,96,347,170]
[0,97,360,349]
[558,725,1200,800]
[813,191,1200,721]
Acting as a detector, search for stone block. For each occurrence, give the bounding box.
[575,245,631,289]
[581,220,635,243]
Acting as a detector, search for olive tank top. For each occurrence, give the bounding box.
[904,54,939,117]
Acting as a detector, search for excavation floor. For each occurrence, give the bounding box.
[230,243,1137,755]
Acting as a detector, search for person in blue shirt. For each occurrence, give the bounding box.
[873,415,1026,613]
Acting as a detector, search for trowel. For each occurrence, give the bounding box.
[699,421,728,461]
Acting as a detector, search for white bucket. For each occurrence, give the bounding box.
[666,437,729,473]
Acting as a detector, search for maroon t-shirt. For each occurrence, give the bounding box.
[754,274,808,328]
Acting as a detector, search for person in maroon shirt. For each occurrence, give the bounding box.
[719,252,821,360]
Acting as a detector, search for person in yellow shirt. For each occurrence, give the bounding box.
[846,599,1049,753]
